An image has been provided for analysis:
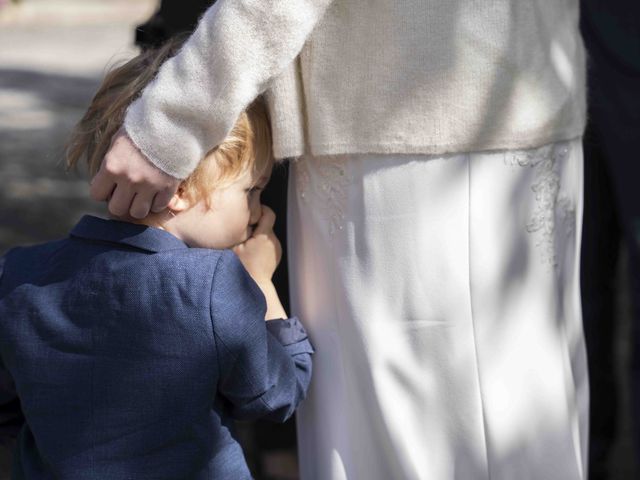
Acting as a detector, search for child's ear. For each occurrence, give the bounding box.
[167,193,191,213]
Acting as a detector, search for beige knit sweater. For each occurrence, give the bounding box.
[124,0,586,179]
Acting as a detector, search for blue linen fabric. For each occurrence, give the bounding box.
[0,215,313,479]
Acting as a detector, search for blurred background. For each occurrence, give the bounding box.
[0,1,637,479]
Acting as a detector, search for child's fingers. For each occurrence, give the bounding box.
[252,206,276,235]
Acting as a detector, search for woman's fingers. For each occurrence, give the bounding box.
[89,163,117,202]
[107,184,136,218]
[91,128,181,218]
[151,187,177,213]
[129,192,155,220]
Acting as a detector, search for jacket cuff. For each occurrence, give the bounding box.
[266,317,314,355]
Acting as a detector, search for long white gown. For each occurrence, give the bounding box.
[287,139,588,480]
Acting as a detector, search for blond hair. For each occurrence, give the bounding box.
[66,36,273,205]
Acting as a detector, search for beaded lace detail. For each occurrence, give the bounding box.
[294,156,353,235]
[506,143,575,267]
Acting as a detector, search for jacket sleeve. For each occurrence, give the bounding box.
[0,256,25,445]
[124,0,335,179]
[210,250,313,422]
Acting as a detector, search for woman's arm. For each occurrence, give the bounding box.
[91,0,334,218]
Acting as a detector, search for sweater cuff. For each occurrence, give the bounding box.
[123,120,194,180]
[266,317,314,355]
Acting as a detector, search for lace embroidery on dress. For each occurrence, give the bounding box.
[294,156,353,235]
[506,143,575,267]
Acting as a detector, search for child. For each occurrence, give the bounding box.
[0,38,312,479]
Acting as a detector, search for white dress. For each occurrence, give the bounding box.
[287,139,588,480]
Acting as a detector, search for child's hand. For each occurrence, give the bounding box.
[233,206,287,320]
[233,206,282,286]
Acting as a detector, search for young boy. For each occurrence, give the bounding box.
[0,39,312,479]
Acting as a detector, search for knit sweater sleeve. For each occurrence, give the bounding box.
[124,0,334,179]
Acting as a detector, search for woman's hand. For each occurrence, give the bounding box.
[90,129,181,219]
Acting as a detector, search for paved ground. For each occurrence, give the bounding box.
[0,1,636,479]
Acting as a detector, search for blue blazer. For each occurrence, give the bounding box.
[0,215,313,479]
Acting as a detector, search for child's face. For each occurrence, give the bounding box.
[170,166,271,250]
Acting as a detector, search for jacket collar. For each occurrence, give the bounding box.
[70,215,188,253]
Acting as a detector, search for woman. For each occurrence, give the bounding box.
[92,1,588,478]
